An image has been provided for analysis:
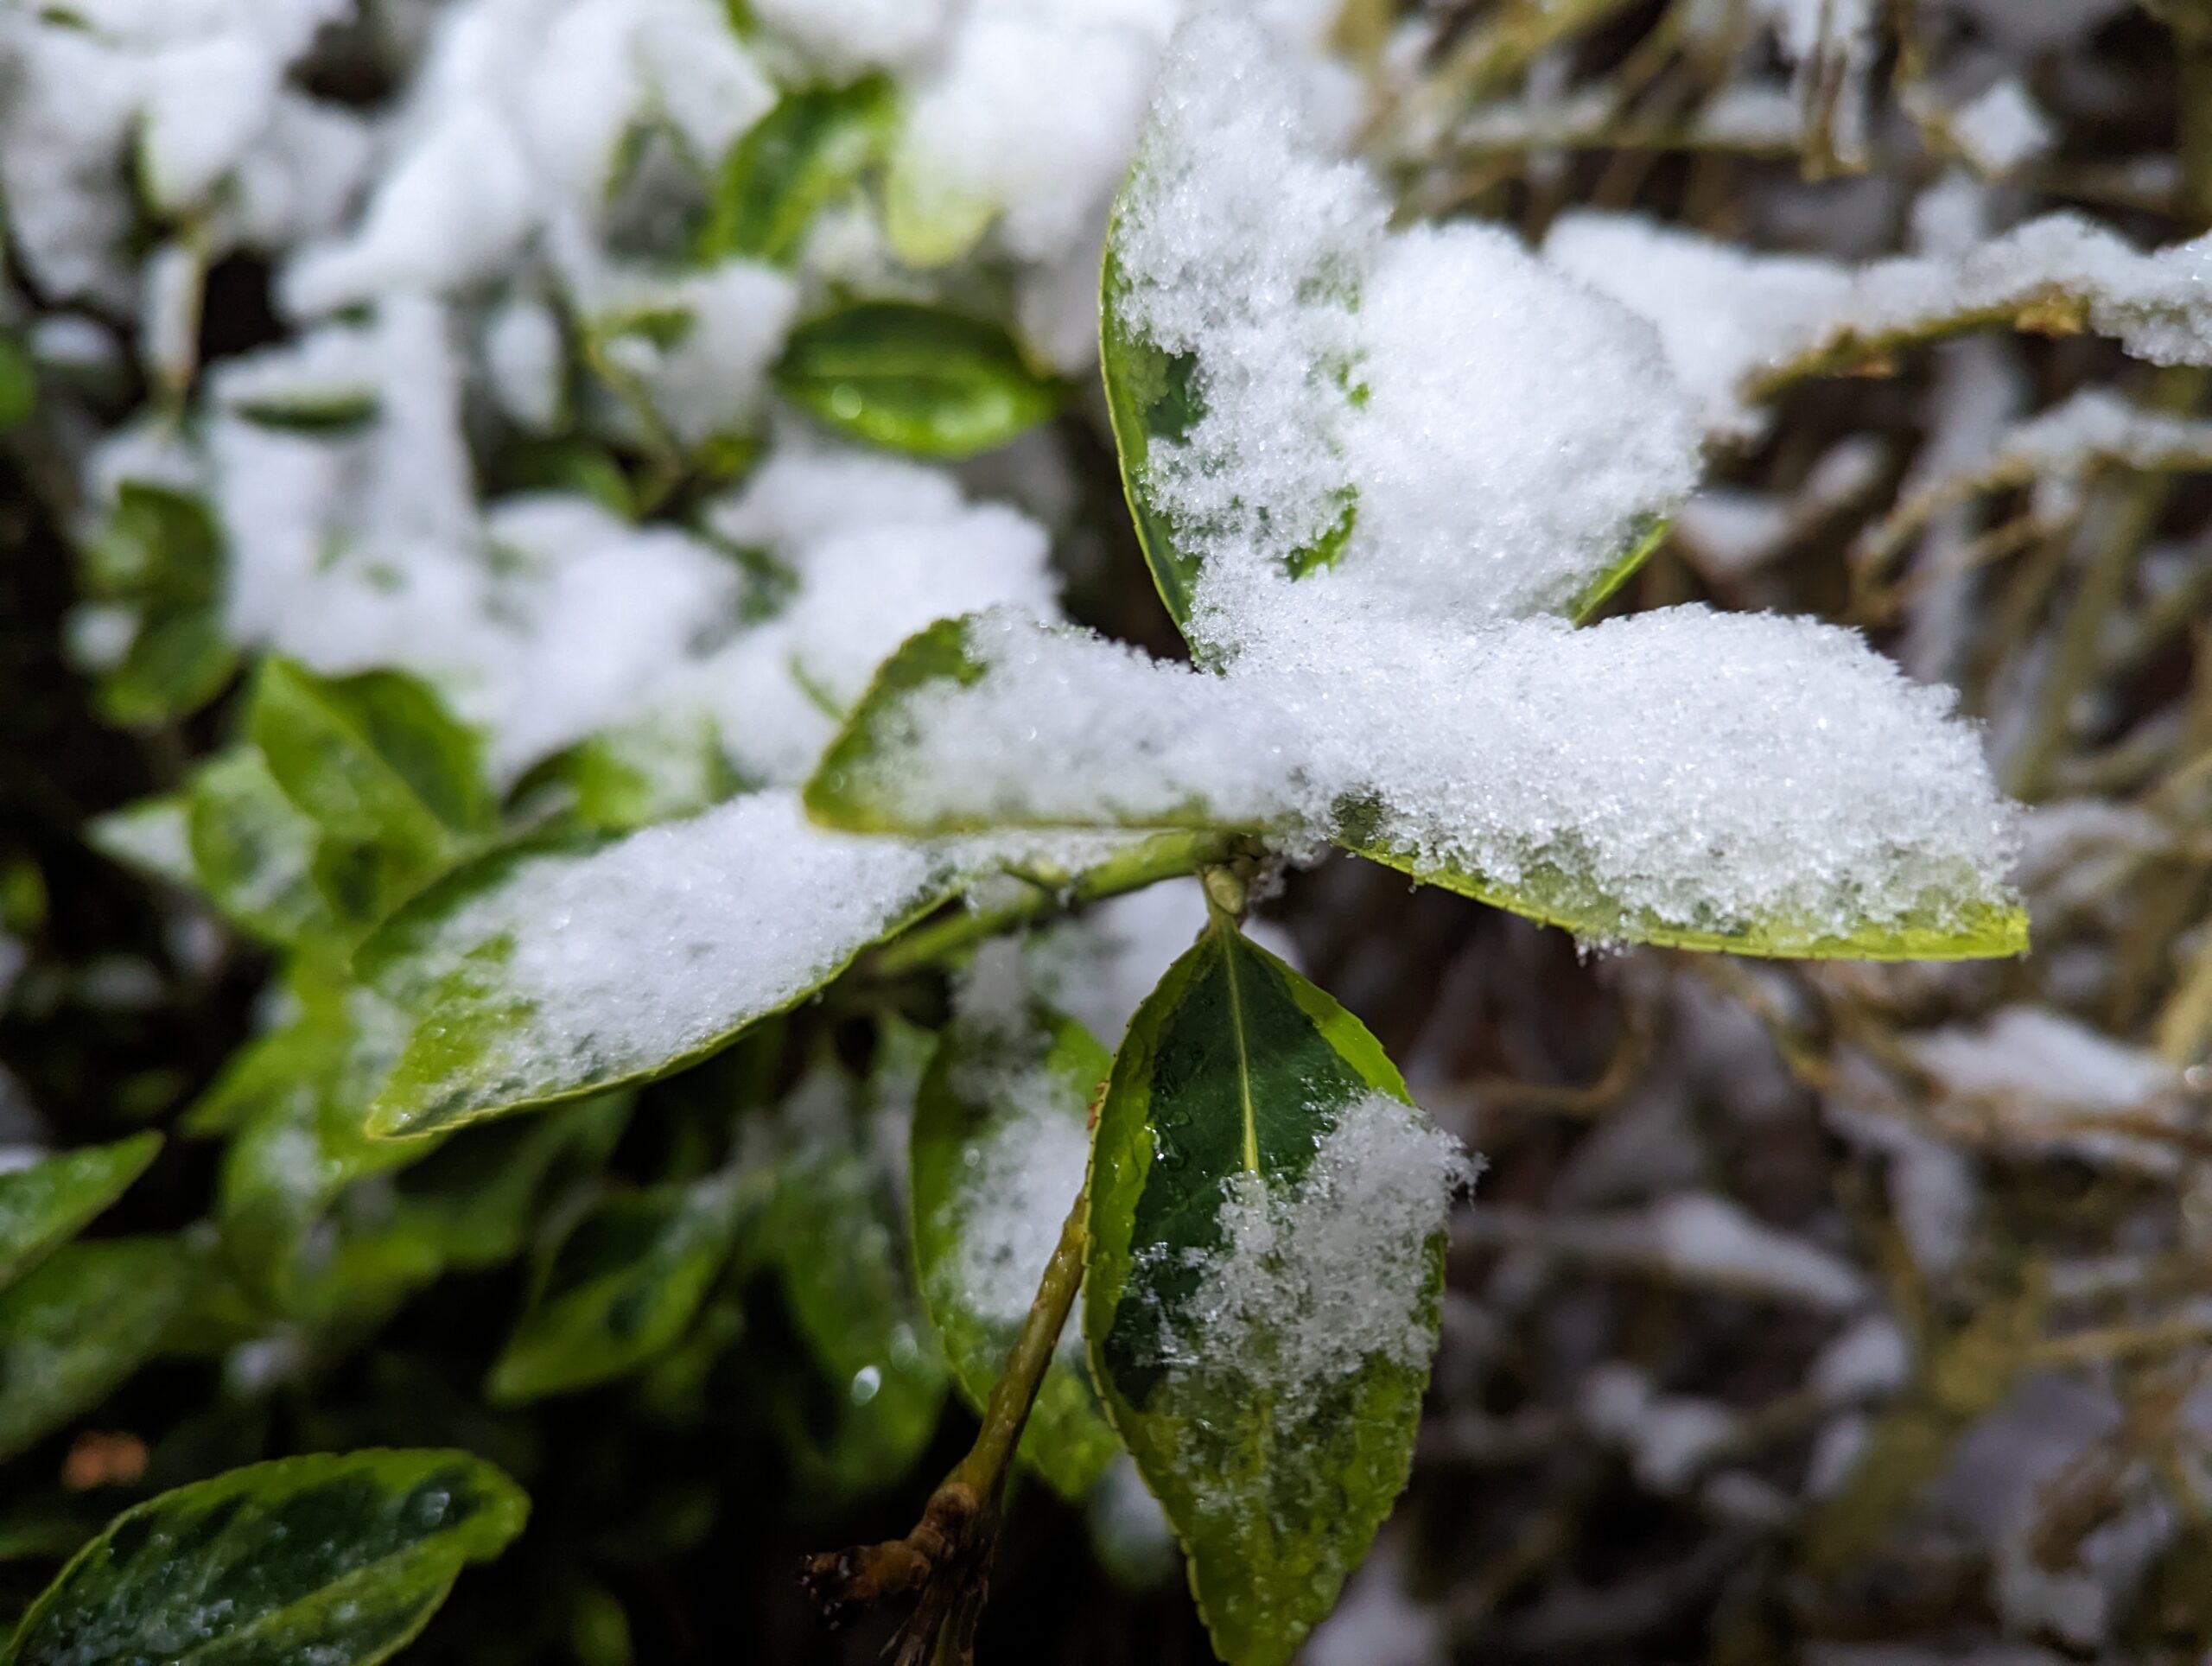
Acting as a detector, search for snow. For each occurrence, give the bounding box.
[378,792,944,1094]
[839,603,2023,952]
[1463,1194,1869,1310]
[1948,79,2053,177]
[1114,11,1700,645]
[1547,212,2212,438]
[1145,1091,1471,1435]
[1910,1006,2189,1171]
[930,944,1096,1332]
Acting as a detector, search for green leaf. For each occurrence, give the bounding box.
[394,1093,633,1271]
[96,607,236,728]
[0,337,35,430]
[1096,238,1249,646]
[248,658,494,874]
[1343,826,2032,961]
[79,482,220,607]
[3,1449,528,1666]
[912,1006,1118,1501]
[205,1003,431,1300]
[228,389,379,435]
[509,714,743,836]
[185,748,340,946]
[1084,919,1453,1666]
[772,302,1063,459]
[353,795,966,1140]
[804,616,990,833]
[0,1240,197,1461]
[486,1171,747,1404]
[699,79,892,266]
[0,1135,163,1292]
[763,1065,948,1494]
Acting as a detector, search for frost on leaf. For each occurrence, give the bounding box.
[1086,921,1471,1666]
[359,789,1154,1136]
[817,9,2039,963]
[1104,10,1700,647]
[813,607,2026,959]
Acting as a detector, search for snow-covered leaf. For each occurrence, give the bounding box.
[772,302,1064,459]
[0,1134,162,1293]
[354,794,963,1139]
[5,1451,526,1666]
[1085,916,1465,1666]
[1099,11,1700,657]
[808,610,2029,960]
[912,990,1118,1501]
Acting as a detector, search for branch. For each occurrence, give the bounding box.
[800,1167,1094,1663]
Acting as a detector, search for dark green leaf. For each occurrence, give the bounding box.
[0,1240,197,1461]
[486,1171,747,1403]
[395,1094,633,1271]
[228,390,378,435]
[3,1449,528,1666]
[1085,919,1452,1666]
[912,1006,1118,1501]
[0,1135,163,1292]
[773,302,1063,459]
[763,1065,948,1494]
[0,337,35,430]
[700,79,892,266]
[248,658,494,872]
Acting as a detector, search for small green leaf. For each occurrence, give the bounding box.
[0,1239,196,1461]
[0,337,35,430]
[762,1065,948,1494]
[96,607,236,728]
[0,1135,163,1292]
[804,616,989,833]
[699,79,892,266]
[185,748,339,946]
[228,389,379,435]
[773,302,1063,459]
[1085,919,1455,1666]
[394,1093,633,1270]
[79,482,220,607]
[248,658,494,874]
[510,714,743,835]
[3,1449,528,1666]
[486,1171,747,1403]
[912,1005,1118,1501]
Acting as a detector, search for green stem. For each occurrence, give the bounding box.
[952,1175,1090,1497]
[868,827,1259,978]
